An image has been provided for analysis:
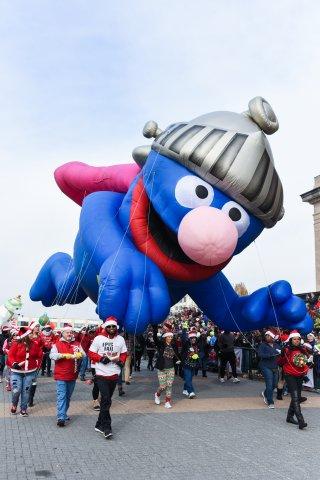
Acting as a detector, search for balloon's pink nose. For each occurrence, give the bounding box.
[177,206,238,266]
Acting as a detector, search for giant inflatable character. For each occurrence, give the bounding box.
[0,295,22,328]
[30,97,312,334]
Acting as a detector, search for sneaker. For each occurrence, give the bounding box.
[125,381,131,385]
[189,392,196,399]
[104,431,113,439]
[57,419,65,427]
[232,377,240,383]
[65,416,70,422]
[10,406,17,415]
[118,389,125,397]
[94,427,104,434]
[154,393,160,405]
[93,400,100,410]
[182,390,189,396]
[268,404,275,409]
[164,402,172,409]
[219,378,225,383]
[261,391,267,405]
[20,411,29,417]
[6,385,11,392]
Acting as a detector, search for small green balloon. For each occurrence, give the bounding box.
[39,313,49,326]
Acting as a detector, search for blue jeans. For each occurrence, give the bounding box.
[56,380,76,421]
[79,355,88,377]
[183,367,195,394]
[11,371,36,411]
[260,366,278,405]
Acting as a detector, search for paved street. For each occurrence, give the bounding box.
[1,365,319,480]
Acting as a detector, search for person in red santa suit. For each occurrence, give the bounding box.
[278,330,312,429]
[40,324,56,377]
[7,326,43,416]
[88,317,127,439]
[50,326,85,427]
[28,320,43,407]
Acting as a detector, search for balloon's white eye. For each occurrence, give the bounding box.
[175,176,214,209]
[222,201,250,237]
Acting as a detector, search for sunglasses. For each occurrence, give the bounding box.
[105,325,117,329]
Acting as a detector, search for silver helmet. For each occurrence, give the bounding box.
[133,97,284,228]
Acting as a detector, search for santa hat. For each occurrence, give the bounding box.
[265,330,276,339]
[103,316,118,328]
[162,322,174,338]
[188,327,197,339]
[61,324,73,332]
[288,330,301,341]
[10,326,19,335]
[1,324,11,332]
[17,326,32,339]
[28,320,39,331]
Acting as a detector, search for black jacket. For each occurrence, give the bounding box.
[153,327,180,371]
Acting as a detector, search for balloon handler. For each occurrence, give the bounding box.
[30,97,312,336]
[50,326,85,427]
[277,331,314,430]
[88,317,127,439]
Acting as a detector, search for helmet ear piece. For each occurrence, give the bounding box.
[247,97,279,135]
[132,145,151,167]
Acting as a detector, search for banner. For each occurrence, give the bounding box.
[303,368,314,389]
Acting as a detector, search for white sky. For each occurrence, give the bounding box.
[0,0,319,320]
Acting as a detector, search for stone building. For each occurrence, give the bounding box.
[301,175,320,290]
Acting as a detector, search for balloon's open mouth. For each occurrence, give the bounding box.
[148,202,193,263]
[130,178,229,281]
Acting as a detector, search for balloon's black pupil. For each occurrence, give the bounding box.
[229,207,241,221]
[195,185,208,199]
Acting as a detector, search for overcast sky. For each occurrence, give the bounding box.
[1,0,319,320]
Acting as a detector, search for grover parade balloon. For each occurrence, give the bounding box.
[30,97,312,334]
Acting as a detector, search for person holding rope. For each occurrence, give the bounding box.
[50,325,85,427]
[257,330,281,409]
[278,330,312,429]
[88,316,127,439]
[153,323,181,408]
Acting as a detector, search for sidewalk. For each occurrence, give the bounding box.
[1,366,319,480]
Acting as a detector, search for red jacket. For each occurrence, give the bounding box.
[8,340,43,373]
[278,346,310,377]
[41,333,57,351]
[51,339,84,381]
[76,333,92,353]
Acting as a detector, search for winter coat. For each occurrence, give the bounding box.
[153,327,180,371]
[278,345,310,377]
[8,339,43,373]
[50,339,84,381]
[257,341,281,369]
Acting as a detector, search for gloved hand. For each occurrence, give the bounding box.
[196,332,200,338]
[175,360,181,365]
[62,353,73,360]
[182,321,188,329]
[276,349,282,354]
[116,361,124,368]
[101,356,110,365]
[12,362,21,370]
[308,355,314,363]
[74,352,83,360]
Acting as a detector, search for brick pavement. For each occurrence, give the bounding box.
[1,364,319,480]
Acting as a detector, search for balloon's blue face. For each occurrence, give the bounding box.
[143,151,264,259]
